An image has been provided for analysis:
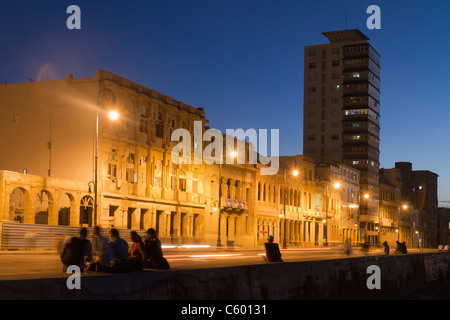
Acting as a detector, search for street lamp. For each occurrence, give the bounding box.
[217,150,237,248]
[92,106,119,227]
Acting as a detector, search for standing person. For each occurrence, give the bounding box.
[263,235,283,263]
[143,228,170,270]
[60,227,92,272]
[383,241,390,255]
[129,231,147,271]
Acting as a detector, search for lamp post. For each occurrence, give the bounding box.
[92,108,119,227]
[359,192,370,244]
[217,150,237,248]
[324,181,341,246]
[282,158,298,249]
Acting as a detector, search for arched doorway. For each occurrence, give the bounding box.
[9,188,26,223]
[58,193,73,226]
[79,196,93,227]
[35,190,52,225]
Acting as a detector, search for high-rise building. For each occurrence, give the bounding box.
[303,29,381,244]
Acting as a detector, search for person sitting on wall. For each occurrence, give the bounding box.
[264,235,283,263]
[143,228,170,270]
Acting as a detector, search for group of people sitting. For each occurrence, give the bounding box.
[60,227,170,273]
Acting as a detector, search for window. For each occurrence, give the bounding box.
[170,175,176,190]
[332,85,340,91]
[332,48,340,55]
[332,60,340,67]
[127,153,135,164]
[126,168,137,183]
[179,178,187,192]
[331,134,339,140]
[108,164,117,179]
[139,117,148,133]
[309,62,317,69]
[308,135,316,141]
[156,112,164,138]
[308,87,316,93]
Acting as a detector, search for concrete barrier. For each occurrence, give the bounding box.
[0,252,449,300]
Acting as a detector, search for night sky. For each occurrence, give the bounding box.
[1,0,449,204]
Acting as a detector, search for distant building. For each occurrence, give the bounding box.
[315,163,360,244]
[303,29,381,244]
[379,168,404,246]
[395,162,439,248]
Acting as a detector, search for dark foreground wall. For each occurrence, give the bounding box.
[1,253,449,300]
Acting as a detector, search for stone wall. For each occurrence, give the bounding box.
[0,252,449,300]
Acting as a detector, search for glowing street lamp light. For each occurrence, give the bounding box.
[108,110,119,121]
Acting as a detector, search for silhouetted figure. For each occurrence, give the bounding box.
[401,242,407,254]
[383,241,390,255]
[143,228,170,270]
[264,236,283,262]
[396,241,401,254]
[60,227,92,272]
[129,231,147,271]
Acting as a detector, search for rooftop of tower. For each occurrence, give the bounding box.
[322,29,369,43]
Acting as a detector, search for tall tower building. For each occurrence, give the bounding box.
[303,29,381,243]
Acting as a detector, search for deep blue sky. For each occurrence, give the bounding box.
[1,0,449,204]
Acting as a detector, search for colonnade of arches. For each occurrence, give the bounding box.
[8,187,93,227]
[256,217,325,247]
[256,181,313,211]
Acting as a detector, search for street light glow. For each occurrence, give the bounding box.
[231,150,237,158]
[403,204,408,209]
[334,182,341,189]
[108,110,119,121]
[292,170,299,176]
[364,193,369,199]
